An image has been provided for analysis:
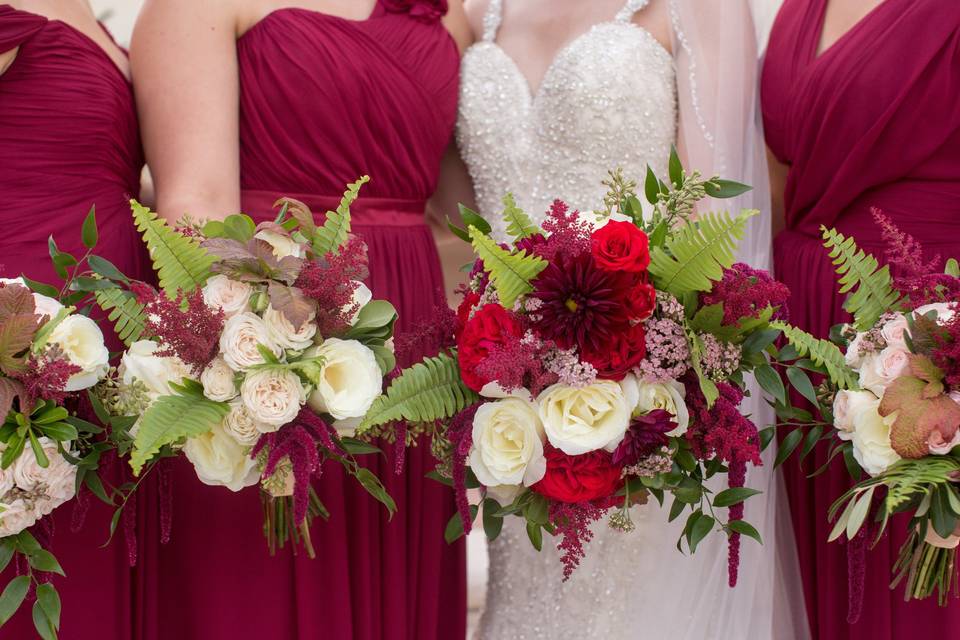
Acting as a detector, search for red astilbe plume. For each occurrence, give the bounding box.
[874,209,960,307]
[701,262,791,324]
[726,459,746,587]
[930,314,960,388]
[474,331,558,397]
[19,348,81,407]
[295,235,370,336]
[394,301,459,367]
[133,284,224,375]
[548,500,613,581]
[538,200,592,262]
[252,409,343,525]
[446,404,480,537]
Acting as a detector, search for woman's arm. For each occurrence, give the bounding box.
[443,0,474,54]
[131,0,240,223]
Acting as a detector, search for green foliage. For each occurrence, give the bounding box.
[129,383,230,475]
[470,226,547,309]
[132,201,214,297]
[821,226,903,331]
[500,194,537,240]
[772,321,858,390]
[882,457,960,513]
[357,352,480,431]
[648,210,757,295]
[313,176,369,256]
[94,289,148,346]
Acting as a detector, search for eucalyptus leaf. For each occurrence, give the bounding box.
[81,206,98,249]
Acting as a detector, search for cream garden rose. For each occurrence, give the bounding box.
[538,380,630,455]
[220,312,282,371]
[306,339,382,420]
[241,369,305,428]
[221,400,269,446]
[202,274,253,318]
[255,229,304,259]
[859,346,910,396]
[49,314,109,391]
[264,304,317,351]
[184,421,260,492]
[620,375,689,437]
[200,357,239,402]
[833,389,880,435]
[121,340,192,402]
[0,278,63,319]
[0,499,38,538]
[880,314,910,350]
[470,398,546,496]
[846,394,900,475]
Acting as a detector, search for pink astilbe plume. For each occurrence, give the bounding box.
[134,284,224,375]
[548,500,611,581]
[701,262,791,324]
[295,235,370,336]
[252,409,342,525]
[538,200,592,262]
[19,349,81,407]
[874,209,960,306]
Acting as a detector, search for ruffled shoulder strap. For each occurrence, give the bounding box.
[380,0,448,24]
[0,5,47,53]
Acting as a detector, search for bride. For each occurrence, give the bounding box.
[445,0,810,637]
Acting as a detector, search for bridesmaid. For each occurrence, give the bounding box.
[763,1,960,638]
[0,0,149,637]
[130,1,471,638]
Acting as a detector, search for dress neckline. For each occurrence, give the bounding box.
[810,0,890,62]
[238,3,382,41]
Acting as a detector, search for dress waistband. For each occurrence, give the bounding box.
[240,189,427,227]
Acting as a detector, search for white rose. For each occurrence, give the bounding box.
[538,380,630,455]
[880,315,910,351]
[845,332,867,368]
[914,302,956,324]
[221,400,269,446]
[332,416,362,437]
[345,282,373,325]
[0,278,63,320]
[200,357,239,402]
[479,381,532,402]
[859,347,910,396]
[847,396,900,475]
[833,389,880,436]
[48,314,109,391]
[202,274,253,318]
[184,421,259,492]
[306,339,382,420]
[469,398,546,494]
[575,210,634,230]
[121,340,192,402]
[241,369,305,428]
[621,374,689,437]
[0,499,38,537]
[255,229,304,259]
[264,305,317,351]
[13,438,77,503]
[0,460,12,498]
[219,312,282,371]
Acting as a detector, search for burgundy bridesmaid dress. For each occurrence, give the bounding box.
[0,5,149,638]
[762,1,960,638]
[143,2,466,639]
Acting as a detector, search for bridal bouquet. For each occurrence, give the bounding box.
[361,155,797,581]
[91,178,396,555]
[779,210,960,604]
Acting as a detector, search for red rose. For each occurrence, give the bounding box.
[457,304,523,391]
[455,290,482,338]
[582,321,647,380]
[622,280,657,321]
[591,221,650,273]
[532,444,624,503]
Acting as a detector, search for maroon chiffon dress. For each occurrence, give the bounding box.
[142,2,466,639]
[0,5,147,638]
[762,1,960,638]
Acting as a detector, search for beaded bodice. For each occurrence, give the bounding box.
[457,0,676,239]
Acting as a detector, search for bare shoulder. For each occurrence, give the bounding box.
[443,0,475,53]
[462,0,491,40]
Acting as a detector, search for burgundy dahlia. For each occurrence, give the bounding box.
[530,253,630,354]
[612,409,676,466]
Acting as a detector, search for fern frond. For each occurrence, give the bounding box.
[130,390,229,475]
[501,193,537,240]
[821,226,902,331]
[132,201,214,297]
[94,289,148,346]
[881,457,960,511]
[313,176,369,256]
[357,352,479,432]
[648,209,757,295]
[470,226,547,309]
[772,321,858,390]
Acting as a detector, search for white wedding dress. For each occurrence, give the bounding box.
[457,1,809,638]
